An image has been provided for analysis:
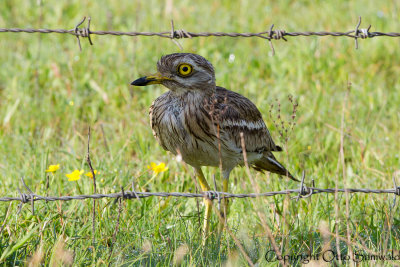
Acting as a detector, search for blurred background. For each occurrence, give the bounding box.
[0,0,399,265]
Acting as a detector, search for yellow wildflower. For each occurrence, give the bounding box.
[85,170,99,178]
[66,169,84,181]
[45,164,60,173]
[307,146,311,150]
[69,101,74,106]
[147,162,168,175]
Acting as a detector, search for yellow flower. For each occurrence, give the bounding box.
[147,162,168,175]
[69,101,74,106]
[307,146,311,150]
[85,170,99,178]
[66,169,84,181]
[45,164,60,173]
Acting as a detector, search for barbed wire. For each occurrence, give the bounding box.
[1,17,400,53]
[0,137,398,264]
[1,173,399,216]
[2,16,399,263]
[2,186,400,202]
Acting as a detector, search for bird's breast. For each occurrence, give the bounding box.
[150,97,186,151]
[149,93,228,167]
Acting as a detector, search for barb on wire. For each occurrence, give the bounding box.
[170,20,182,50]
[169,20,192,50]
[212,174,221,211]
[74,16,93,51]
[294,171,313,201]
[21,177,35,215]
[16,177,36,215]
[354,16,372,49]
[2,182,399,206]
[268,24,287,55]
[1,17,400,53]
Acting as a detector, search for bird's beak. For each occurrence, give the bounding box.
[130,72,171,86]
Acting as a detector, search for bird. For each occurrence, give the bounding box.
[131,53,297,243]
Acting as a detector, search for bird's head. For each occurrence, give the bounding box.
[131,53,216,94]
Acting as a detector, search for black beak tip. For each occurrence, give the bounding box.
[131,77,148,86]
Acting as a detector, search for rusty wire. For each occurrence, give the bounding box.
[2,186,399,203]
[1,173,399,213]
[1,17,400,54]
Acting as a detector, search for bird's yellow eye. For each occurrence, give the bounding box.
[177,63,193,76]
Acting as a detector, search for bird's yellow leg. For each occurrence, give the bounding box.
[195,167,212,245]
[219,172,230,232]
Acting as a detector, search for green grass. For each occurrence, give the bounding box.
[1,0,400,266]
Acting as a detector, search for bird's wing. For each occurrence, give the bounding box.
[207,87,281,153]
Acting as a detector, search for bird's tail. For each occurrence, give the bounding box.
[252,152,299,182]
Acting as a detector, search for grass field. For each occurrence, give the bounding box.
[1,0,400,266]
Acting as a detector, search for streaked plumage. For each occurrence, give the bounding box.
[139,53,296,180]
[131,53,297,241]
